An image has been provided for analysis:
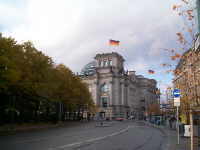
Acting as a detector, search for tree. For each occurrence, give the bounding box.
[0,33,94,125]
[161,0,198,124]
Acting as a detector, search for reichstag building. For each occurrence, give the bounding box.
[80,52,159,119]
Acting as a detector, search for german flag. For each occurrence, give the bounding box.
[109,39,120,46]
[148,70,155,74]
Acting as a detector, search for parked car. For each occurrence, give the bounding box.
[115,117,124,121]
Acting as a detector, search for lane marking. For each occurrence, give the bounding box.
[49,125,131,150]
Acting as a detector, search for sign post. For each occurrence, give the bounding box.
[173,89,181,145]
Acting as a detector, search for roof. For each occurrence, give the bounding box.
[95,52,125,61]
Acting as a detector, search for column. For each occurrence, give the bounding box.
[121,82,124,105]
[109,80,113,106]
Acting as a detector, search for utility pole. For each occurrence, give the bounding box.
[173,88,181,145]
[177,106,180,144]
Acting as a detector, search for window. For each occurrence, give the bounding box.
[100,83,109,93]
[108,60,112,66]
[101,97,108,107]
[105,61,108,66]
[103,60,107,67]
[101,61,104,67]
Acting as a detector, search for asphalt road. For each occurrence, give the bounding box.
[0,121,167,150]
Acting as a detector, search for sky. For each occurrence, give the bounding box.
[0,0,193,100]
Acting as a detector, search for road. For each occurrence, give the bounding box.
[0,121,168,150]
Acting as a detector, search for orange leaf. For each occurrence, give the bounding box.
[188,28,192,32]
[148,70,155,74]
[186,10,193,15]
[182,0,189,4]
[188,16,194,20]
[172,5,177,10]
[175,53,181,58]
[161,63,167,67]
[171,56,176,60]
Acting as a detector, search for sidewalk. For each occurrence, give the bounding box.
[164,127,189,150]
[146,122,189,150]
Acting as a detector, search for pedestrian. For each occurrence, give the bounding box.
[172,117,176,130]
[169,118,172,129]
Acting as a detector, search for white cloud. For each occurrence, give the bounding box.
[0,0,185,93]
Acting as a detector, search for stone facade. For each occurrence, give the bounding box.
[80,52,159,119]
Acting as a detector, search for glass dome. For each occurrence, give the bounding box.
[80,61,97,76]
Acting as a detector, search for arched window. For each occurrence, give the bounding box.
[100,83,109,93]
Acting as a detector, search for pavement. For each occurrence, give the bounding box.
[166,129,189,150]
[0,120,168,150]
[146,122,189,150]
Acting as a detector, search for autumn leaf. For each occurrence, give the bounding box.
[161,63,167,67]
[171,56,176,60]
[188,16,194,20]
[186,10,193,15]
[182,0,189,4]
[176,32,186,44]
[172,4,182,10]
[148,70,155,74]
[188,28,192,33]
[172,5,177,10]
[175,53,181,58]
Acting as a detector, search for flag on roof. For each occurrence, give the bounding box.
[109,39,120,46]
[148,70,155,74]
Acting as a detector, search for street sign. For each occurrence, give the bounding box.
[174,97,180,107]
[173,90,181,144]
[173,89,181,98]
